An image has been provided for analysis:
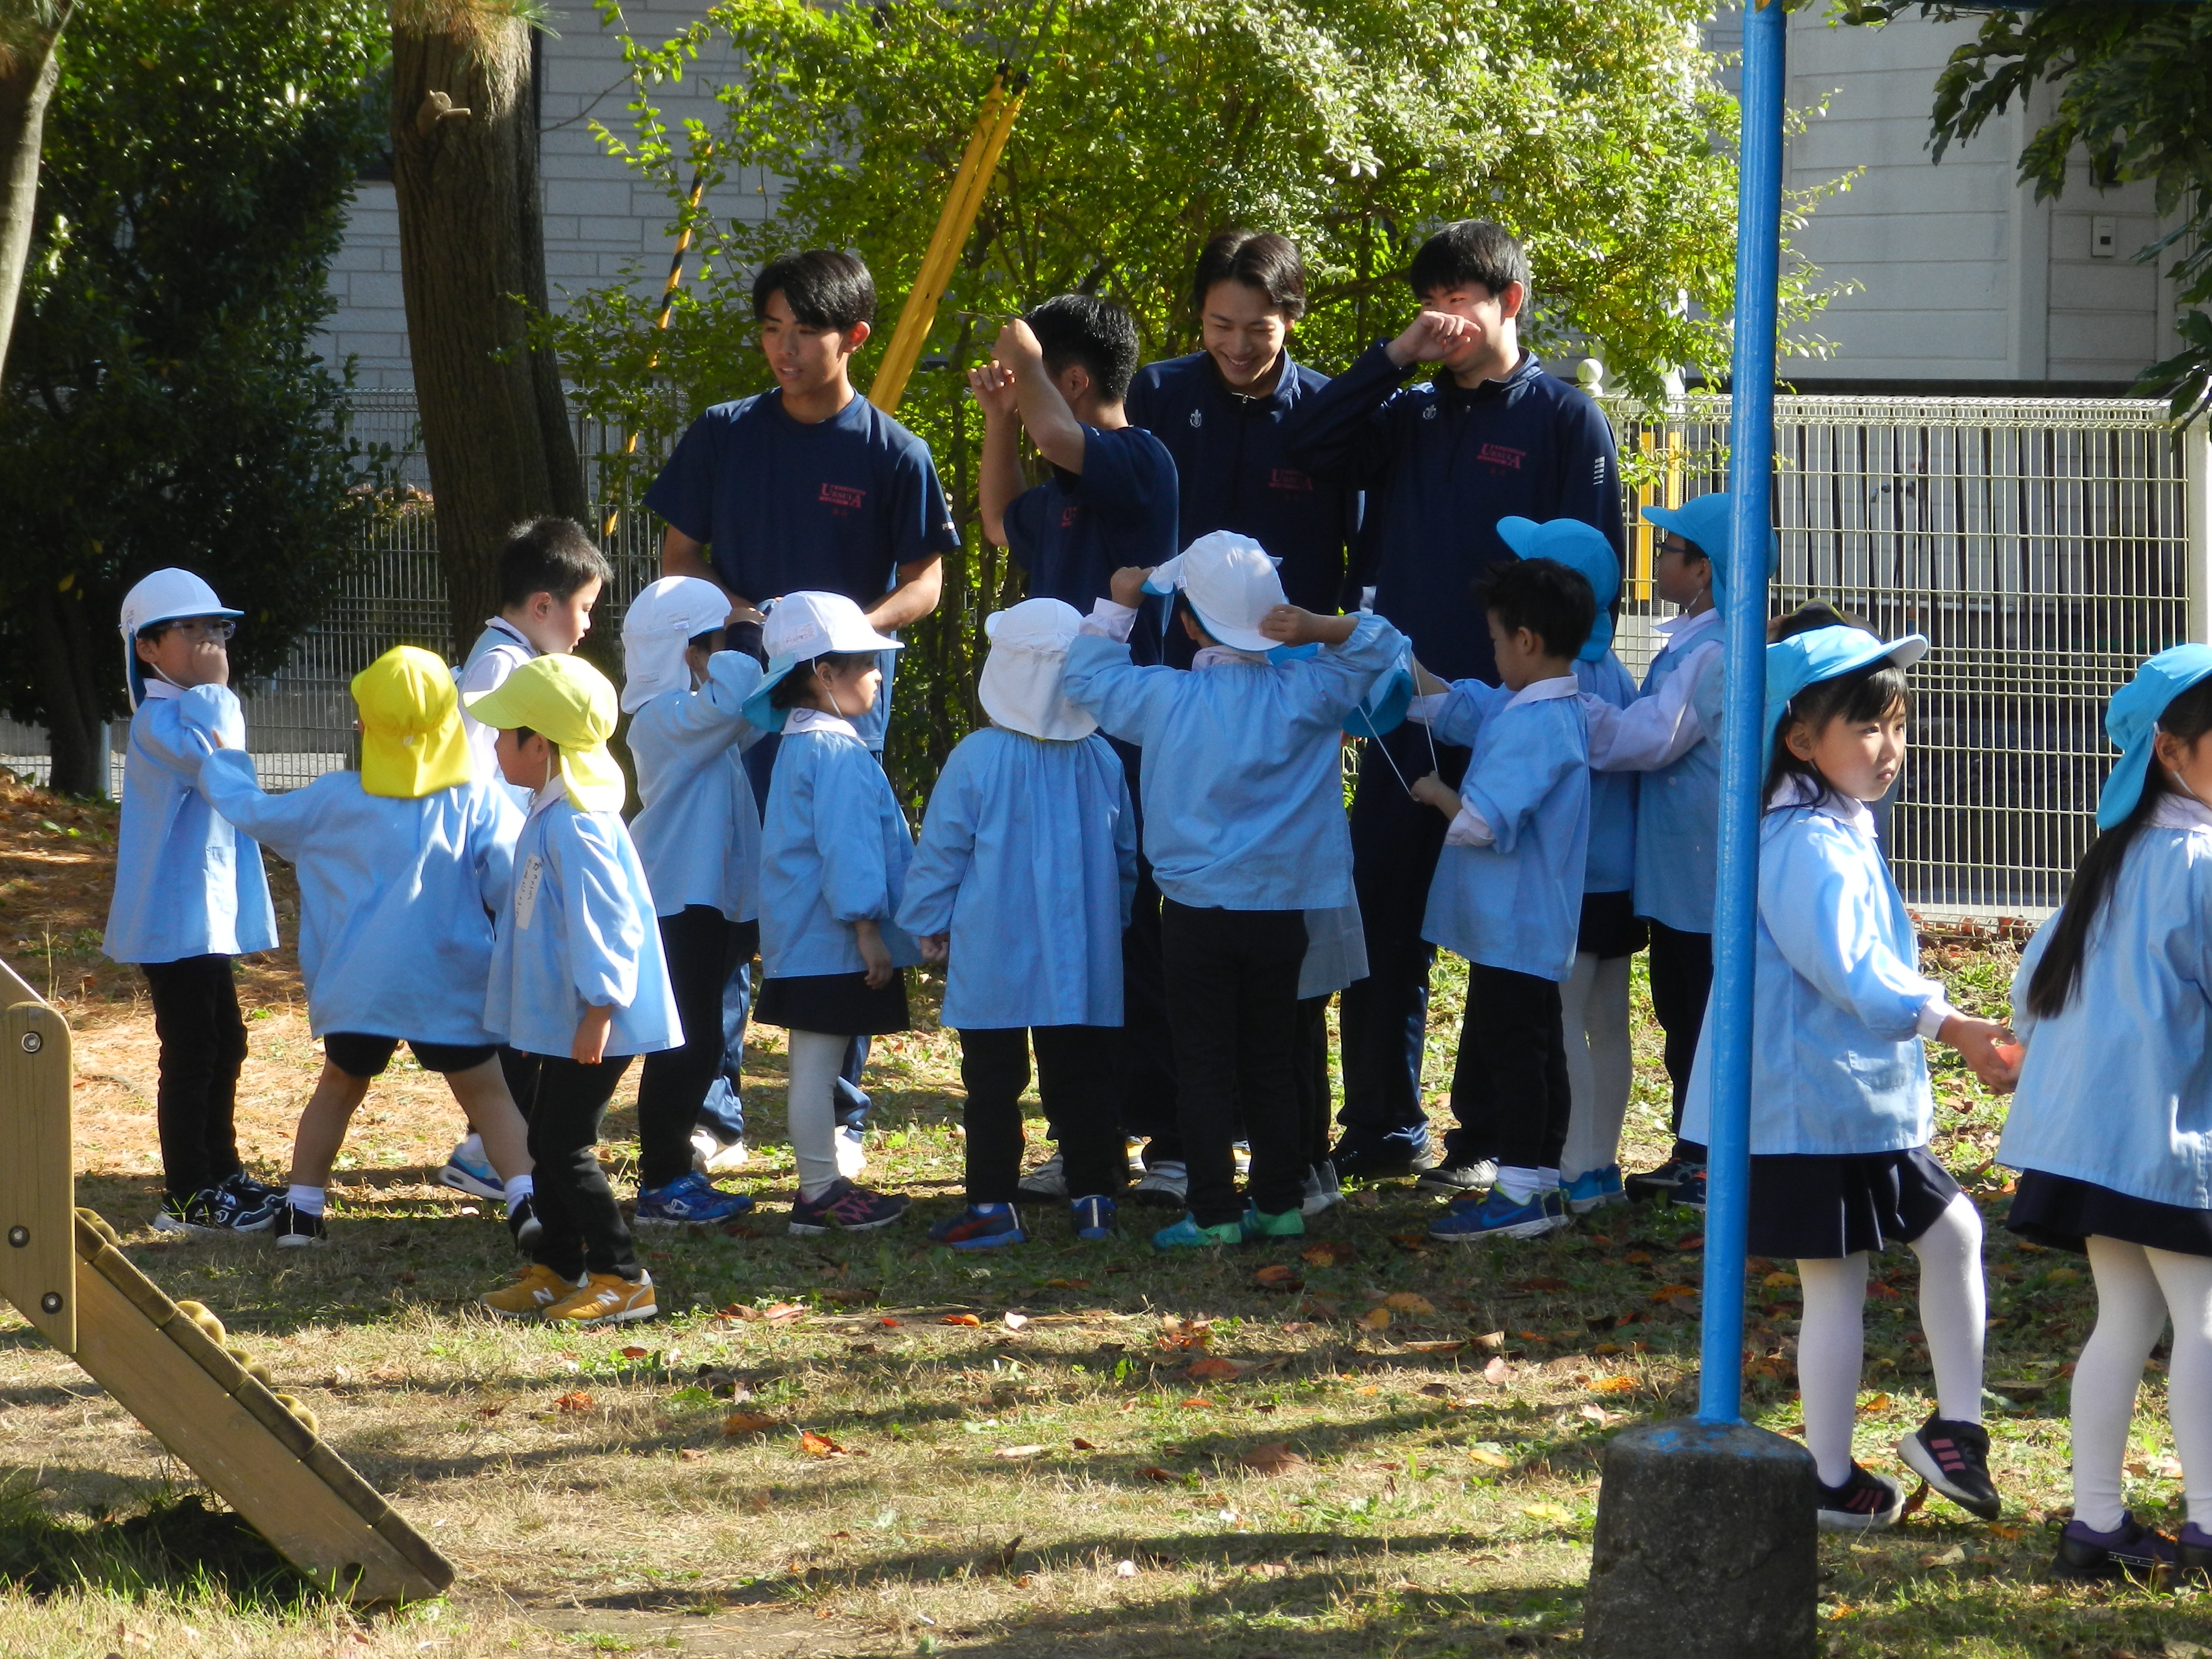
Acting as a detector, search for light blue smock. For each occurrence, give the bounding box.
[758,722,923,978]
[628,651,768,922]
[1682,797,1942,1156]
[895,727,1136,1029]
[1420,681,1590,983]
[1632,619,1725,933]
[1576,651,1637,896]
[1061,615,1406,911]
[2000,814,2212,1211]
[486,786,682,1058]
[103,685,276,964]
[197,752,519,1045]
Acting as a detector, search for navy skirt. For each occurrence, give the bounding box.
[1577,890,1648,962]
[1745,1145,1961,1260]
[754,969,909,1038]
[2005,1171,2212,1260]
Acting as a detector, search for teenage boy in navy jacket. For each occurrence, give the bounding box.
[1282,218,1623,1188]
[971,295,1185,1206]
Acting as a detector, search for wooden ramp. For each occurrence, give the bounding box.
[0,959,452,1603]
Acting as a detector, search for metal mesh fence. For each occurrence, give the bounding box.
[7,390,2197,919]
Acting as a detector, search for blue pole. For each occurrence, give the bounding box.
[1697,0,1785,1429]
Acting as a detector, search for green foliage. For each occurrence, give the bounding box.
[550,0,1843,797]
[0,0,388,735]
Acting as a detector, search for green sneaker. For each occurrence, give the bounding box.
[1152,1213,1244,1250]
[1240,1202,1307,1240]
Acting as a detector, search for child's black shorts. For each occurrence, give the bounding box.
[1577,890,1647,961]
[324,1033,499,1079]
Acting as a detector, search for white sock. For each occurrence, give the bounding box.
[2144,1245,2212,1530]
[1797,1253,1871,1488]
[458,1132,484,1164]
[1496,1166,1543,1204]
[503,1173,534,1204]
[787,1030,847,1202]
[2075,1235,2167,1532]
[1908,1192,1988,1424]
[287,1185,325,1217]
[1561,952,1634,1180]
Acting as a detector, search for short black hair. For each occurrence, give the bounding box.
[1472,557,1594,662]
[752,249,876,332]
[766,651,876,709]
[1025,293,1140,405]
[1191,230,1307,321]
[497,518,613,609]
[1408,220,1531,309]
[1768,601,1861,643]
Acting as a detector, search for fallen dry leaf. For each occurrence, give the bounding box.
[1650,1284,1698,1302]
[679,1448,707,1462]
[1482,1356,1511,1385]
[1517,1276,1572,1293]
[1302,1240,1357,1267]
[1404,1340,1468,1355]
[799,1430,849,1458]
[1138,1467,1176,1483]
[1186,1357,1246,1382]
[1252,1264,1303,1292]
[1383,1292,1436,1314]
[1358,1306,1392,1331]
[1859,1392,1893,1414]
[1044,1277,1090,1290]
[1071,1437,1097,1451]
[1467,1444,1512,1468]
[1919,1545,1966,1568]
[1387,1233,1433,1254]
[618,1345,650,1359]
[721,1411,777,1437]
[1477,1330,1507,1350]
[1240,1441,1308,1475]
[1762,1271,1800,1289]
[1589,1374,1639,1396]
[552,1391,593,1413]
[1180,1396,1215,1409]
[1002,1312,1029,1331]
[878,1317,902,1328]
[994,1444,1045,1459]
[764,1302,806,1324]
[1522,1501,1574,1525]
[943,1313,982,1327]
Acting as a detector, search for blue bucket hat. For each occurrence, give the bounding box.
[1498,515,1618,662]
[1762,625,1929,765]
[2096,644,2212,830]
[1643,493,1765,608]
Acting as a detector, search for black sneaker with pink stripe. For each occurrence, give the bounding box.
[1900,1412,2002,1520]
[1815,1462,1904,1532]
[788,1177,909,1236]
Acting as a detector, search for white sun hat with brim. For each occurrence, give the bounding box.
[1141,530,1286,655]
[621,576,732,713]
[978,597,1094,741]
[118,568,243,710]
[739,590,902,733]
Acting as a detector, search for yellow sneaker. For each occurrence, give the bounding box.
[482,1262,579,1319]
[545,1270,656,1326]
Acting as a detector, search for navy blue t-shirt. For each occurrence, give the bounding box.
[1004,422,1180,667]
[1281,343,1621,687]
[1125,351,1360,617]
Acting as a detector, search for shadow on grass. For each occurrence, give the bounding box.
[0,1472,319,1610]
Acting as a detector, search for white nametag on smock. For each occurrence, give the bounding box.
[514,854,544,931]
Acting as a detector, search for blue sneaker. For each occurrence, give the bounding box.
[633,1171,755,1227]
[928,1203,1027,1250]
[437,1140,503,1201]
[1563,1165,1626,1215]
[1672,1164,1707,1212]
[1152,1213,1244,1250]
[1427,1186,1571,1243]
[1070,1195,1116,1241]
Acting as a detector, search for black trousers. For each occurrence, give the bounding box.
[1161,901,1307,1227]
[523,1054,640,1281]
[1293,994,1333,1172]
[1647,921,1714,1161]
[141,955,248,1199]
[958,1025,1125,1204]
[635,906,757,1190]
[1448,963,1571,1175]
[1113,740,1181,1164]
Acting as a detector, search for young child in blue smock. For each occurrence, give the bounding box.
[467,654,679,1328]
[896,598,1138,1248]
[193,646,536,1250]
[621,576,765,1229]
[1402,557,1594,1244]
[1062,530,1407,1250]
[1684,622,2015,1533]
[745,591,920,1236]
[104,570,280,1236]
[2000,646,2212,1581]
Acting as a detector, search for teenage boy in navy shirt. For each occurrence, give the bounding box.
[971,295,1185,1205]
[648,248,961,1172]
[1126,231,1358,632]
[1282,218,1623,1190]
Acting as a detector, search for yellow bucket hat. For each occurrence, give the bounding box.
[352,645,473,800]
[462,653,626,812]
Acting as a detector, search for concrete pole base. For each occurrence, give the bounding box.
[1583,1418,1820,1659]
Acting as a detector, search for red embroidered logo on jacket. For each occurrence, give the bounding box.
[1268,468,1314,492]
[819,482,867,510]
[1477,444,1526,471]
[1061,504,1081,529]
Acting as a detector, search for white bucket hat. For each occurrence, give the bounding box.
[979,598,1094,741]
[118,568,242,709]
[621,576,732,713]
[1142,530,1285,654]
[740,591,902,732]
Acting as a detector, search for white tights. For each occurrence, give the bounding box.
[2072,1236,2212,1532]
[787,1030,848,1202]
[1558,952,1634,1181]
[1796,1193,1986,1487]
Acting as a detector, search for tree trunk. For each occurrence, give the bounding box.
[389,7,587,652]
[0,2,74,395]
[28,581,106,798]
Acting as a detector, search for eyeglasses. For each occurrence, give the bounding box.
[156,618,237,641]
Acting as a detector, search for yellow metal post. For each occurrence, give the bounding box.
[603,161,715,539]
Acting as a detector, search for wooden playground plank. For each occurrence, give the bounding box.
[0,989,76,1353]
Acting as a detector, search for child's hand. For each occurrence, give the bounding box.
[1108,566,1155,609]
[919,933,949,967]
[1385,310,1479,369]
[992,317,1045,373]
[1410,771,1460,818]
[966,361,1019,420]
[1939,1013,2021,1093]
[1259,606,1355,648]
[572,1004,613,1066]
[1410,658,1449,696]
[854,920,894,990]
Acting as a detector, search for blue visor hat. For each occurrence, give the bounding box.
[1762,625,1929,764]
[1498,515,1619,662]
[2098,644,2212,830]
[1642,493,1776,609]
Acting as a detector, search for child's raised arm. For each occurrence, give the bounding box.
[968,359,1023,547]
[995,318,1088,475]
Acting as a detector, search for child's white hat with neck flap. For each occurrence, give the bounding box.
[979,597,1094,740]
[1142,530,1284,654]
[621,576,731,713]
